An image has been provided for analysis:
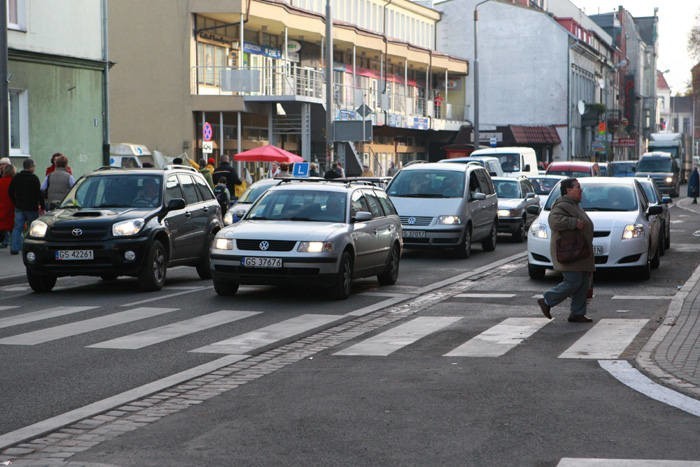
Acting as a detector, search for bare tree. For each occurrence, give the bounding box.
[689,10,700,61]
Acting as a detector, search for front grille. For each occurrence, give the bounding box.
[399,216,433,227]
[593,231,610,238]
[49,226,110,242]
[236,239,297,251]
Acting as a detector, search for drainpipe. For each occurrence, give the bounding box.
[101,0,110,165]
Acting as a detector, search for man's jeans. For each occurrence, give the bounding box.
[10,209,38,253]
[543,271,591,317]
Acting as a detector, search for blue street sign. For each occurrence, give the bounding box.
[292,162,309,178]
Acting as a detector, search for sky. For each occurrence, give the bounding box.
[572,0,700,94]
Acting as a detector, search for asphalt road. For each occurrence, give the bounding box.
[1,201,700,465]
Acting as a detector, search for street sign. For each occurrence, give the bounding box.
[292,162,309,178]
[202,141,214,153]
[489,137,498,147]
[203,122,213,142]
[356,104,373,118]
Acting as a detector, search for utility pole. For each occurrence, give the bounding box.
[0,0,9,158]
[325,0,334,167]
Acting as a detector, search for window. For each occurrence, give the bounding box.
[178,174,201,204]
[9,89,28,156]
[7,0,25,30]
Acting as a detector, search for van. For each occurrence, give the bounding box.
[470,146,539,178]
[635,151,680,197]
[545,161,600,178]
[386,162,498,258]
[108,143,155,168]
[438,156,505,177]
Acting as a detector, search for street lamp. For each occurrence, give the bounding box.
[473,0,491,150]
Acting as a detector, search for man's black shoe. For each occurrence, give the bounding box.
[568,315,593,323]
[537,298,552,319]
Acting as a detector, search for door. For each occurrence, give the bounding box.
[349,190,375,273]
[162,175,190,261]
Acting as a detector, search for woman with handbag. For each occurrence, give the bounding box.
[537,178,595,323]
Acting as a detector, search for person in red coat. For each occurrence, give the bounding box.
[45,152,72,176]
[0,163,16,248]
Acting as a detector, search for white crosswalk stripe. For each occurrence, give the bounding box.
[88,310,261,349]
[191,314,341,355]
[558,319,648,359]
[0,306,98,330]
[444,317,551,357]
[0,305,20,312]
[334,316,462,356]
[0,307,178,345]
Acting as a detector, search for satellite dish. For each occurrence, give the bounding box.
[577,100,586,115]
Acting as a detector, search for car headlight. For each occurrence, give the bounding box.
[529,222,548,239]
[665,176,673,183]
[214,238,233,250]
[437,215,462,225]
[622,223,644,239]
[297,241,334,253]
[112,218,145,237]
[29,220,48,238]
[498,209,520,218]
[223,211,233,225]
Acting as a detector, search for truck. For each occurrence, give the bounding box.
[647,133,688,182]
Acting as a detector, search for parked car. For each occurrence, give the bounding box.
[529,175,566,208]
[609,160,637,177]
[386,162,498,258]
[210,180,402,299]
[438,156,505,177]
[225,178,283,225]
[545,161,600,177]
[23,166,223,292]
[491,176,540,241]
[635,176,672,252]
[339,176,394,189]
[527,177,663,280]
[635,152,681,197]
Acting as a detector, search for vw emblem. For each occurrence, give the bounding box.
[71,228,83,237]
[407,217,416,225]
[259,241,270,251]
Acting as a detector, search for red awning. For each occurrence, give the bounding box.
[508,125,561,145]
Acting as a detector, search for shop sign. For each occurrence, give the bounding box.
[287,40,302,53]
[243,42,282,59]
[613,138,635,147]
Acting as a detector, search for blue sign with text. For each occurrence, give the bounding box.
[293,162,309,178]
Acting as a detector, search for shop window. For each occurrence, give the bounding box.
[9,88,28,156]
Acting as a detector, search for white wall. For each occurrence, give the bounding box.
[8,0,103,60]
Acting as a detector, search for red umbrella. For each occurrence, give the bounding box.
[233,145,304,163]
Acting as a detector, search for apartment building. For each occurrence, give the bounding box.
[108,0,470,175]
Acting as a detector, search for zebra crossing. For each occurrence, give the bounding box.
[0,304,651,360]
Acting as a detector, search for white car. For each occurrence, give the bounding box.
[527,177,663,280]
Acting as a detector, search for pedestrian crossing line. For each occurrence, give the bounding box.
[558,458,700,466]
[444,317,551,357]
[333,316,462,357]
[88,310,262,350]
[454,293,517,298]
[558,319,648,359]
[191,314,342,355]
[121,285,211,307]
[0,305,20,311]
[612,295,671,300]
[0,306,99,330]
[0,307,178,346]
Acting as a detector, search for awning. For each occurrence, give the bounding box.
[505,125,561,145]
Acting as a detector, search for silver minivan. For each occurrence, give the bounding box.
[386,162,498,258]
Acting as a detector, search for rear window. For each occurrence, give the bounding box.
[546,169,593,178]
[530,177,561,195]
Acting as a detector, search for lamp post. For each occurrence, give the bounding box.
[473,0,491,150]
[325,0,334,166]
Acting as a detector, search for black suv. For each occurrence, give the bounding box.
[23,166,223,292]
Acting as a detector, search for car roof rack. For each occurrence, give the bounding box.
[164,164,196,172]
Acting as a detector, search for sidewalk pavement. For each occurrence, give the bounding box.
[1,200,699,399]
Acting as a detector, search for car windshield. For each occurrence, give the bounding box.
[530,177,560,195]
[493,179,521,199]
[238,182,275,203]
[60,174,162,209]
[497,154,520,174]
[545,183,638,212]
[246,189,347,222]
[387,170,465,198]
[610,163,636,176]
[637,158,672,172]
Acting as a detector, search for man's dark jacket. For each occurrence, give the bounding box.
[8,170,44,211]
[212,162,242,194]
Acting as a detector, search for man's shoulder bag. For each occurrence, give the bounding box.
[556,229,590,263]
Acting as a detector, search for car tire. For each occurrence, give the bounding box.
[377,243,400,286]
[331,251,353,299]
[139,240,167,291]
[481,222,497,252]
[651,241,661,269]
[512,218,526,242]
[100,273,118,281]
[659,229,666,256]
[635,246,652,281]
[455,227,472,259]
[196,232,214,280]
[528,263,545,280]
[665,226,671,250]
[213,278,239,296]
[27,271,57,293]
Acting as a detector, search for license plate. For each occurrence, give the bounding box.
[55,249,94,261]
[593,245,604,256]
[403,230,426,239]
[242,257,283,268]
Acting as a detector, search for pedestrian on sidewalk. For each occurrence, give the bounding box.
[688,166,699,204]
[45,152,72,176]
[41,154,75,210]
[0,162,16,248]
[8,158,44,255]
[537,178,595,323]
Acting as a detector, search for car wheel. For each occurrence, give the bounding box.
[665,225,671,250]
[100,273,118,281]
[481,222,497,252]
[27,271,57,293]
[139,240,167,291]
[659,229,666,257]
[331,251,353,299]
[213,278,239,296]
[512,218,526,242]
[651,241,661,269]
[455,227,472,259]
[377,243,400,286]
[635,246,652,281]
[528,263,545,280]
[196,232,214,280]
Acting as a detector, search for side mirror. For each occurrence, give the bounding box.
[525,192,536,199]
[166,198,186,211]
[470,192,486,201]
[647,205,663,216]
[661,195,671,204]
[353,211,372,222]
[526,205,541,215]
